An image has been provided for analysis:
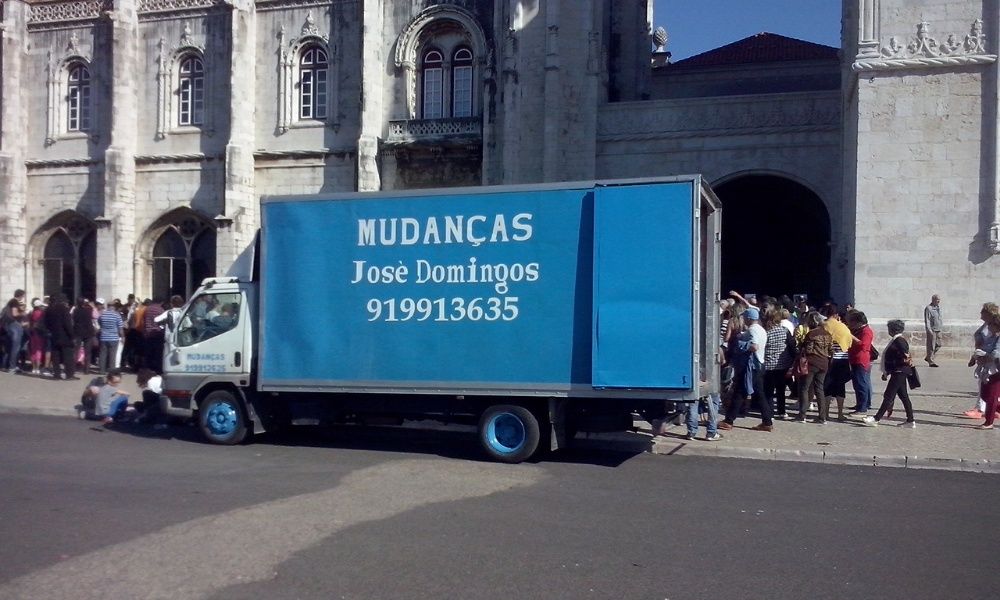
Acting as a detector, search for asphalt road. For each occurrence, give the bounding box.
[0,414,997,600]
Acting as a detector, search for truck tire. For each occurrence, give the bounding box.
[478,405,540,463]
[198,390,248,445]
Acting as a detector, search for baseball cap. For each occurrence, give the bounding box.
[95,297,105,305]
[743,307,760,320]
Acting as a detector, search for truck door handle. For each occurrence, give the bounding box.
[234,352,242,367]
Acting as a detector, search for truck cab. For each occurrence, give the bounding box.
[161,277,258,443]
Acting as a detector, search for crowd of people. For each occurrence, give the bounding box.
[3,287,1000,431]
[672,291,1000,440]
[0,289,183,380]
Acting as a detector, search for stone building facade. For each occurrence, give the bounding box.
[0,0,997,350]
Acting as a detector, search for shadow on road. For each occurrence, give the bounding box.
[92,419,642,466]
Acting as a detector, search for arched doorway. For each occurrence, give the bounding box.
[150,215,216,301]
[714,175,831,304]
[41,216,96,302]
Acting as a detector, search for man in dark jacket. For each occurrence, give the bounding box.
[44,295,77,380]
[73,297,97,374]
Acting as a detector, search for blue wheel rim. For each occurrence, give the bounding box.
[486,412,526,454]
[205,400,239,438]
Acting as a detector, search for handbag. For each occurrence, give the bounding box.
[869,345,879,361]
[789,354,809,378]
[907,366,921,389]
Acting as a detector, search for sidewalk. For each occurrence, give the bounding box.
[0,360,997,472]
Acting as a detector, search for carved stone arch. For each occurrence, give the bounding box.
[277,11,339,133]
[138,208,218,300]
[156,32,213,139]
[46,51,94,145]
[394,5,490,120]
[712,169,831,214]
[29,211,98,302]
[711,170,833,302]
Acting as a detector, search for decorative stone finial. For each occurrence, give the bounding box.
[652,26,668,52]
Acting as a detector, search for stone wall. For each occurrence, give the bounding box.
[847,0,998,346]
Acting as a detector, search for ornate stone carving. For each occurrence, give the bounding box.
[28,1,108,24]
[386,117,482,144]
[301,11,318,38]
[395,4,489,120]
[652,27,667,53]
[853,20,997,72]
[276,15,336,134]
[138,0,221,14]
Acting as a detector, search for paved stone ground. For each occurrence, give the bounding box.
[0,359,996,472]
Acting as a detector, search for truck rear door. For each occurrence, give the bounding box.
[591,182,695,389]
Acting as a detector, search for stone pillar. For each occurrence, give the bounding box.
[357,0,383,191]
[218,0,257,272]
[856,0,880,59]
[100,0,139,299]
[0,1,28,299]
[500,4,520,185]
[541,0,561,182]
[989,3,1000,255]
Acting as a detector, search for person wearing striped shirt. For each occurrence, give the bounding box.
[821,304,853,423]
[96,299,124,374]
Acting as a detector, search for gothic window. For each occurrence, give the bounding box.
[299,45,328,120]
[177,55,205,126]
[152,217,216,301]
[42,218,96,303]
[421,49,444,119]
[451,47,473,118]
[66,63,91,132]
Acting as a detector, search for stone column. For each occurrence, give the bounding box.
[989,3,1000,255]
[357,0,383,191]
[218,0,257,272]
[100,0,139,299]
[0,1,28,299]
[541,0,561,182]
[856,0,880,59]
[500,3,520,185]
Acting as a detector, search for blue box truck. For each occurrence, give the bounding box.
[161,177,721,462]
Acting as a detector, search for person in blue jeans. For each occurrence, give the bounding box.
[94,369,130,425]
[685,391,723,441]
[2,289,26,372]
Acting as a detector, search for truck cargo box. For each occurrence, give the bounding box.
[258,177,720,401]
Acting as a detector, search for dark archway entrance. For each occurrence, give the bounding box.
[42,216,96,303]
[715,175,830,304]
[151,216,216,301]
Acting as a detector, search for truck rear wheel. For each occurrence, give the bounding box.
[198,390,248,445]
[478,405,540,463]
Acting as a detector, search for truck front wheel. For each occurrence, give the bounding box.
[478,405,540,463]
[198,390,248,445]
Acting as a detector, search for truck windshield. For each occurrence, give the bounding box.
[176,292,242,347]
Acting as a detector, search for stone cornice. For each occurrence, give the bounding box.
[135,152,223,163]
[853,19,997,72]
[137,0,228,21]
[256,0,356,12]
[598,91,840,140]
[27,0,111,30]
[25,157,103,169]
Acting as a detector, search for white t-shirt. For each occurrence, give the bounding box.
[142,375,163,394]
[748,323,768,364]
